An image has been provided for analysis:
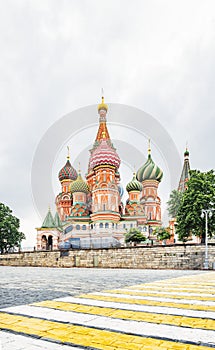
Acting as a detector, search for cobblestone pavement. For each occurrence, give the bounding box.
[0,268,214,349]
[0,267,204,308]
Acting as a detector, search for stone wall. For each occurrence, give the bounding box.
[0,244,215,269]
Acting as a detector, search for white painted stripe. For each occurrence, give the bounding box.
[92,292,215,306]
[121,288,215,297]
[2,305,98,324]
[0,330,82,350]
[55,296,215,318]
[1,305,215,346]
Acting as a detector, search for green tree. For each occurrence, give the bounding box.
[0,203,25,253]
[176,170,215,243]
[125,228,146,244]
[167,189,183,218]
[154,227,171,242]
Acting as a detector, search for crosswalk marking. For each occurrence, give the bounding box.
[103,289,215,301]
[79,292,215,311]
[31,299,215,330]
[0,272,215,349]
[128,285,215,294]
[0,310,214,348]
[122,288,215,297]
[56,295,215,318]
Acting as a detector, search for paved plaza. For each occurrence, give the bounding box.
[0,267,214,349]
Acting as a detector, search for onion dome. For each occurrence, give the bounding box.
[126,173,143,192]
[98,96,108,112]
[184,147,189,157]
[70,172,89,194]
[136,141,163,183]
[58,154,78,182]
[89,139,120,169]
[118,184,124,197]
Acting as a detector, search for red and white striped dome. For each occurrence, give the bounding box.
[89,140,120,169]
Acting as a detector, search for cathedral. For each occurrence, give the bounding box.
[36,97,163,250]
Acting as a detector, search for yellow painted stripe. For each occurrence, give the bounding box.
[142,273,215,286]
[105,289,215,301]
[0,312,213,350]
[128,286,215,294]
[33,300,215,330]
[79,294,215,312]
[153,283,215,288]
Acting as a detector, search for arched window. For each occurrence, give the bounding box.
[76,225,80,230]
[99,223,103,228]
[82,225,86,230]
[41,235,47,250]
[105,223,109,229]
[48,235,53,251]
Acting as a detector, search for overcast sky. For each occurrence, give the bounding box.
[0,1,215,247]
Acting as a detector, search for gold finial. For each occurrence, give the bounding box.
[78,162,81,174]
[98,89,108,112]
[67,146,70,160]
[186,141,188,151]
[102,131,106,139]
[148,139,151,155]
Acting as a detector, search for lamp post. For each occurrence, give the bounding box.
[201,209,213,269]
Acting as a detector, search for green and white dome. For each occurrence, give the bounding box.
[70,172,89,194]
[136,149,163,183]
[126,173,143,192]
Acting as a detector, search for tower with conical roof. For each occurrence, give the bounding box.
[136,140,163,227]
[86,96,121,223]
[169,147,191,243]
[36,207,60,250]
[178,147,190,192]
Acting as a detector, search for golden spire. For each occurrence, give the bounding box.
[98,89,108,112]
[67,146,70,160]
[148,139,151,155]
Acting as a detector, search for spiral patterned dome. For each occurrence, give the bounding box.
[126,173,143,192]
[70,173,89,194]
[136,154,163,182]
[89,140,120,169]
[58,159,78,182]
